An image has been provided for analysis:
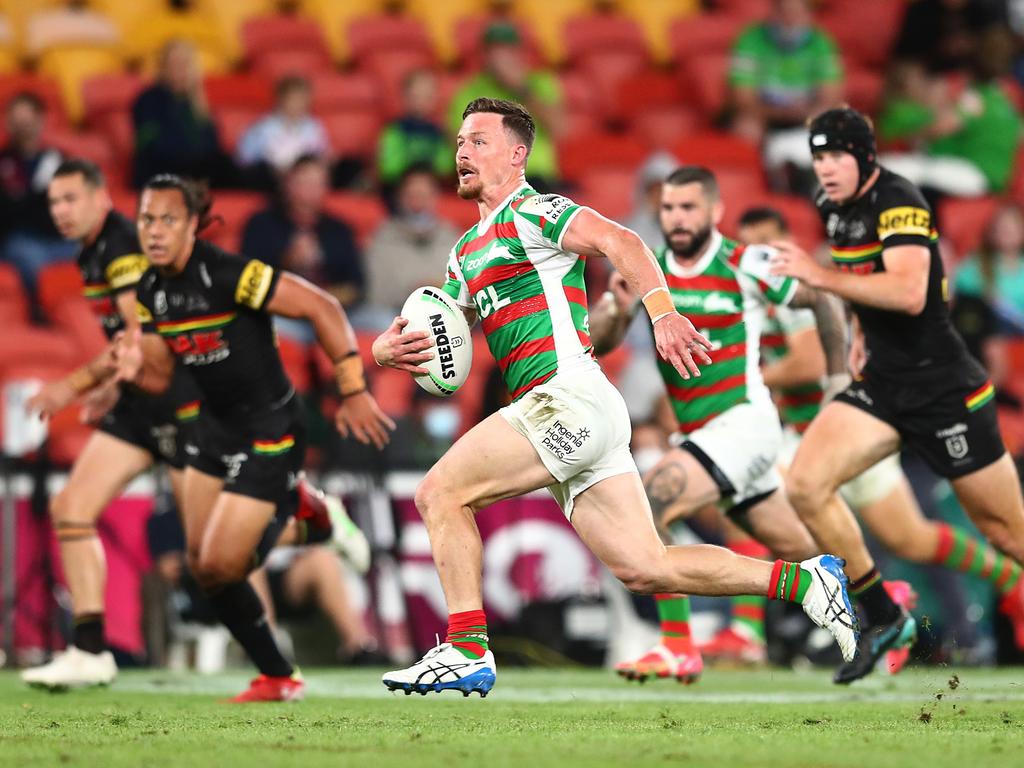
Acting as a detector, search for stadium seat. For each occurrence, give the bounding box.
[278,336,313,395]
[0,73,68,128]
[562,12,650,67]
[48,299,107,361]
[24,7,120,57]
[309,72,379,115]
[0,328,80,378]
[302,0,381,61]
[196,0,276,57]
[452,14,542,71]
[214,107,262,155]
[203,74,273,113]
[322,193,387,247]
[126,11,233,74]
[436,194,478,232]
[370,366,416,419]
[36,46,125,124]
[1008,144,1024,204]
[843,67,885,117]
[0,262,29,327]
[576,167,636,222]
[629,105,700,151]
[360,50,438,119]
[617,0,699,64]
[347,15,434,66]
[0,17,16,74]
[556,129,650,185]
[81,73,145,129]
[42,127,118,181]
[718,192,822,248]
[558,71,598,116]
[713,0,772,23]
[403,0,487,64]
[682,54,731,116]
[510,0,590,64]
[818,1,907,70]
[36,261,82,320]
[669,13,744,66]
[615,71,686,117]
[322,110,382,162]
[252,49,335,82]
[573,57,654,124]
[673,131,761,174]
[713,167,770,210]
[241,14,331,68]
[938,196,999,261]
[205,192,267,254]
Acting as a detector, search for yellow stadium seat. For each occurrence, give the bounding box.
[302,0,385,62]
[512,0,589,64]
[0,15,18,72]
[192,0,277,64]
[90,0,166,38]
[36,46,125,124]
[403,0,486,64]
[617,0,698,64]
[125,11,233,73]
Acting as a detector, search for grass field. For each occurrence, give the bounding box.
[1,666,1022,767]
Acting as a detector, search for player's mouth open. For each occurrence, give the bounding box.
[459,168,476,179]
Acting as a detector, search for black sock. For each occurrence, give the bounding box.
[206,581,293,677]
[73,613,105,654]
[850,568,900,627]
[296,519,332,545]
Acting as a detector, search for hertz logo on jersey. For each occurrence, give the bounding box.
[877,206,931,240]
[105,254,149,290]
[235,260,274,310]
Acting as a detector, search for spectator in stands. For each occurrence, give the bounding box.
[624,151,677,250]
[0,92,74,295]
[132,39,232,188]
[236,75,328,191]
[893,0,1007,74]
[879,28,1022,197]
[24,0,120,58]
[726,0,843,189]
[364,165,458,318]
[448,22,562,188]
[955,201,1024,334]
[377,70,450,203]
[241,153,363,344]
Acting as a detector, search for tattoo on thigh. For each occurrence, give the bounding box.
[645,460,688,521]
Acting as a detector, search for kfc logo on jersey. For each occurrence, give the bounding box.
[168,331,230,365]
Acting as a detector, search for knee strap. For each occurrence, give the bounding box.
[55,521,98,542]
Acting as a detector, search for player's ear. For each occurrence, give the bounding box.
[511,142,529,167]
[711,198,725,228]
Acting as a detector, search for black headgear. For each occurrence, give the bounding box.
[807,107,878,190]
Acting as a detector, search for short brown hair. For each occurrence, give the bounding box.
[462,97,535,154]
[665,165,719,202]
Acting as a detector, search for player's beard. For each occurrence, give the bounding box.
[665,222,712,259]
[457,171,483,200]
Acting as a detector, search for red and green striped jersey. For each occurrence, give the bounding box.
[655,234,797,434]
[761,305,824,434]
[441,186,596,400]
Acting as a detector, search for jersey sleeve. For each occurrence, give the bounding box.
[440,246,473,308]
[875,181,934,249]
[511,193,583,250]
[734,244,798,305]
[216,255,281,311]
[101,227,148,294]
[773,305,817,335]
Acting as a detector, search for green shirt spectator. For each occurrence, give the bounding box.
[447,22,561,183]
[378,70,450,189]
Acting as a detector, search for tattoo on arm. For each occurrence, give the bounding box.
[644,460,688,524]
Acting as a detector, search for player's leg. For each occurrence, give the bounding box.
[788,400,917,683]
[282,548,370,656]
[570,472,859,662]
[21,432,153,689]
[382,410,558,696]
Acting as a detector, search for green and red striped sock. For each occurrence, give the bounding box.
[446,609,489,659]
[655,594,692,654]
[933,523,1021,596]
[767,560,813,603]
[728,540,769,642]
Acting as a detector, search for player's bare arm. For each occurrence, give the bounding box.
[771,240,929,315]
[114,327,176,396]
[789,283,849,377]
[268,272,395,449]
[589,272,638,355]
[560,208,712,378]
[761,326,826,389]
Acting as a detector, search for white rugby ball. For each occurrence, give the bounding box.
[400,286,473,397]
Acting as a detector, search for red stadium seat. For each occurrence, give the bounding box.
[346,15,434,64]
[673,131,760,173]
[558,71,599,115]
[253,48,334,80]
[241,14,331,65]
[322,110,381,161]
[277,336,313,395]
[81,73,145,128]
[669,14,744,66]
[49,300,108,361]
[43,127,118,180]
[203,74,274,113]
[0,329,81,378]
[36,262,84,321]
[360,51,438,119]
[713,0,772,23]
[574,57,654,124]
[436,194,478,233]
[628,105,700,151]
[215,107,261,155]
[309,72,379,114]
[370,366,415,419]
[0,263,29,326]
[322,192,386,247]
[843,67,885,117]
[615,71,686,116]
[206,192,267,254]
[563,13,650,66]
[819,1,907,69]
[576,167,635,222]
[557,129,650,184]
[682,54,731,116]
[938,196,999,261]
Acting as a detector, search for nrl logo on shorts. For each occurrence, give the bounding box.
[945,435,969,459]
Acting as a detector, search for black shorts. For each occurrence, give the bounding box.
[834,368,1005,479]
[98,387,186,469]
[185,394,306,510]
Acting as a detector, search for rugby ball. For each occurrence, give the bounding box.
[400,286,473,397]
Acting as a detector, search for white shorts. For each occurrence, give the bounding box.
[500,367,637,520]
[779,427,902,509]
[677,400,782,509]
